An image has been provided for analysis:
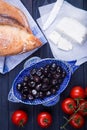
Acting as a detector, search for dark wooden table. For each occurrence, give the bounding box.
[0,0,87,130]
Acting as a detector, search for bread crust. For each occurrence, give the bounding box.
[0,25,42,56]
[0,14,32,33]
[0,0,32,33]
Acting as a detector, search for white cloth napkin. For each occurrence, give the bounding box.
[0,0,47,74]
[37,1,87,61]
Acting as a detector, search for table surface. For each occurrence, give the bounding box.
[0,0,87,130]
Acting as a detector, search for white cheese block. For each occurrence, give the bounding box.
[57,17,87,44]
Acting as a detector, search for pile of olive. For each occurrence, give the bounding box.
[16,63,66,101]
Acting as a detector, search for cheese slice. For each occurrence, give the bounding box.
[48,31,61,45]
[57,37,73,51]
[48,31,72,51]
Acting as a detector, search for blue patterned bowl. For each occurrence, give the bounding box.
[8,57,79,106]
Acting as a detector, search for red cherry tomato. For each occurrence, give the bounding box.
[70,113,85,129]
[85,87,87,97]
[79,100,87,116]
[11,110,28,126]
[70,86,85,99]
[61,98,76,115]
[37,112,52,128]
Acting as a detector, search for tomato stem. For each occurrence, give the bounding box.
[63,116,68,121]
[44,118,49,124]
[69,104,76,112]
[75,98,81,107]
[19,120,24,127]
[60,100,87,130]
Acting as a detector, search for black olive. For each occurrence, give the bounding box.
[51,79,58,85]
[45,64,50,69]
[22,94,27,100]
[61,71,66,78]
[27,82,31,87]
[39,67,44,73]
[50,70,56,75]
[29,74,33,80]
[55,85,60,90]
[32,89,37,96]
[44,66,50,72]
[50,63,57,71]
[43,78,49,84]
[43,70,48,75]
[27,94,34,100]
[35,84,42,91]
[39,91,44,98]
[36,69,42,77]
[58,79,63,84]
[17,83,23,92]
[21,88,29,95]
[30,68,37,75]
[33,75,40,83]
[46,91,51,96]
[28,89,32,94]
[51,88,56,94]
[29,81,36,88]
[22,86,29,90]
[40,75,44,80]
[53,73,61,79]
[23,76,29,82]
[47,73,52,78]
[34,92,39,98]
[56,66,62,73]
[22,81,27,87]
[41,84,50,92]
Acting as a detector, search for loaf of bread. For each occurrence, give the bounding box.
[0,14,30,31]
[0,0,31,32]
[0,0,42,56]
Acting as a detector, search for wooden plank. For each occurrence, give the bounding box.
[21,0,33,14]
[0,1,86,130]
[66,0,84,8]
[0,74,9,130]
[32,1,87,130]
[8,62,34,130]
[83,0,87,10]
[7,0,33,129]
